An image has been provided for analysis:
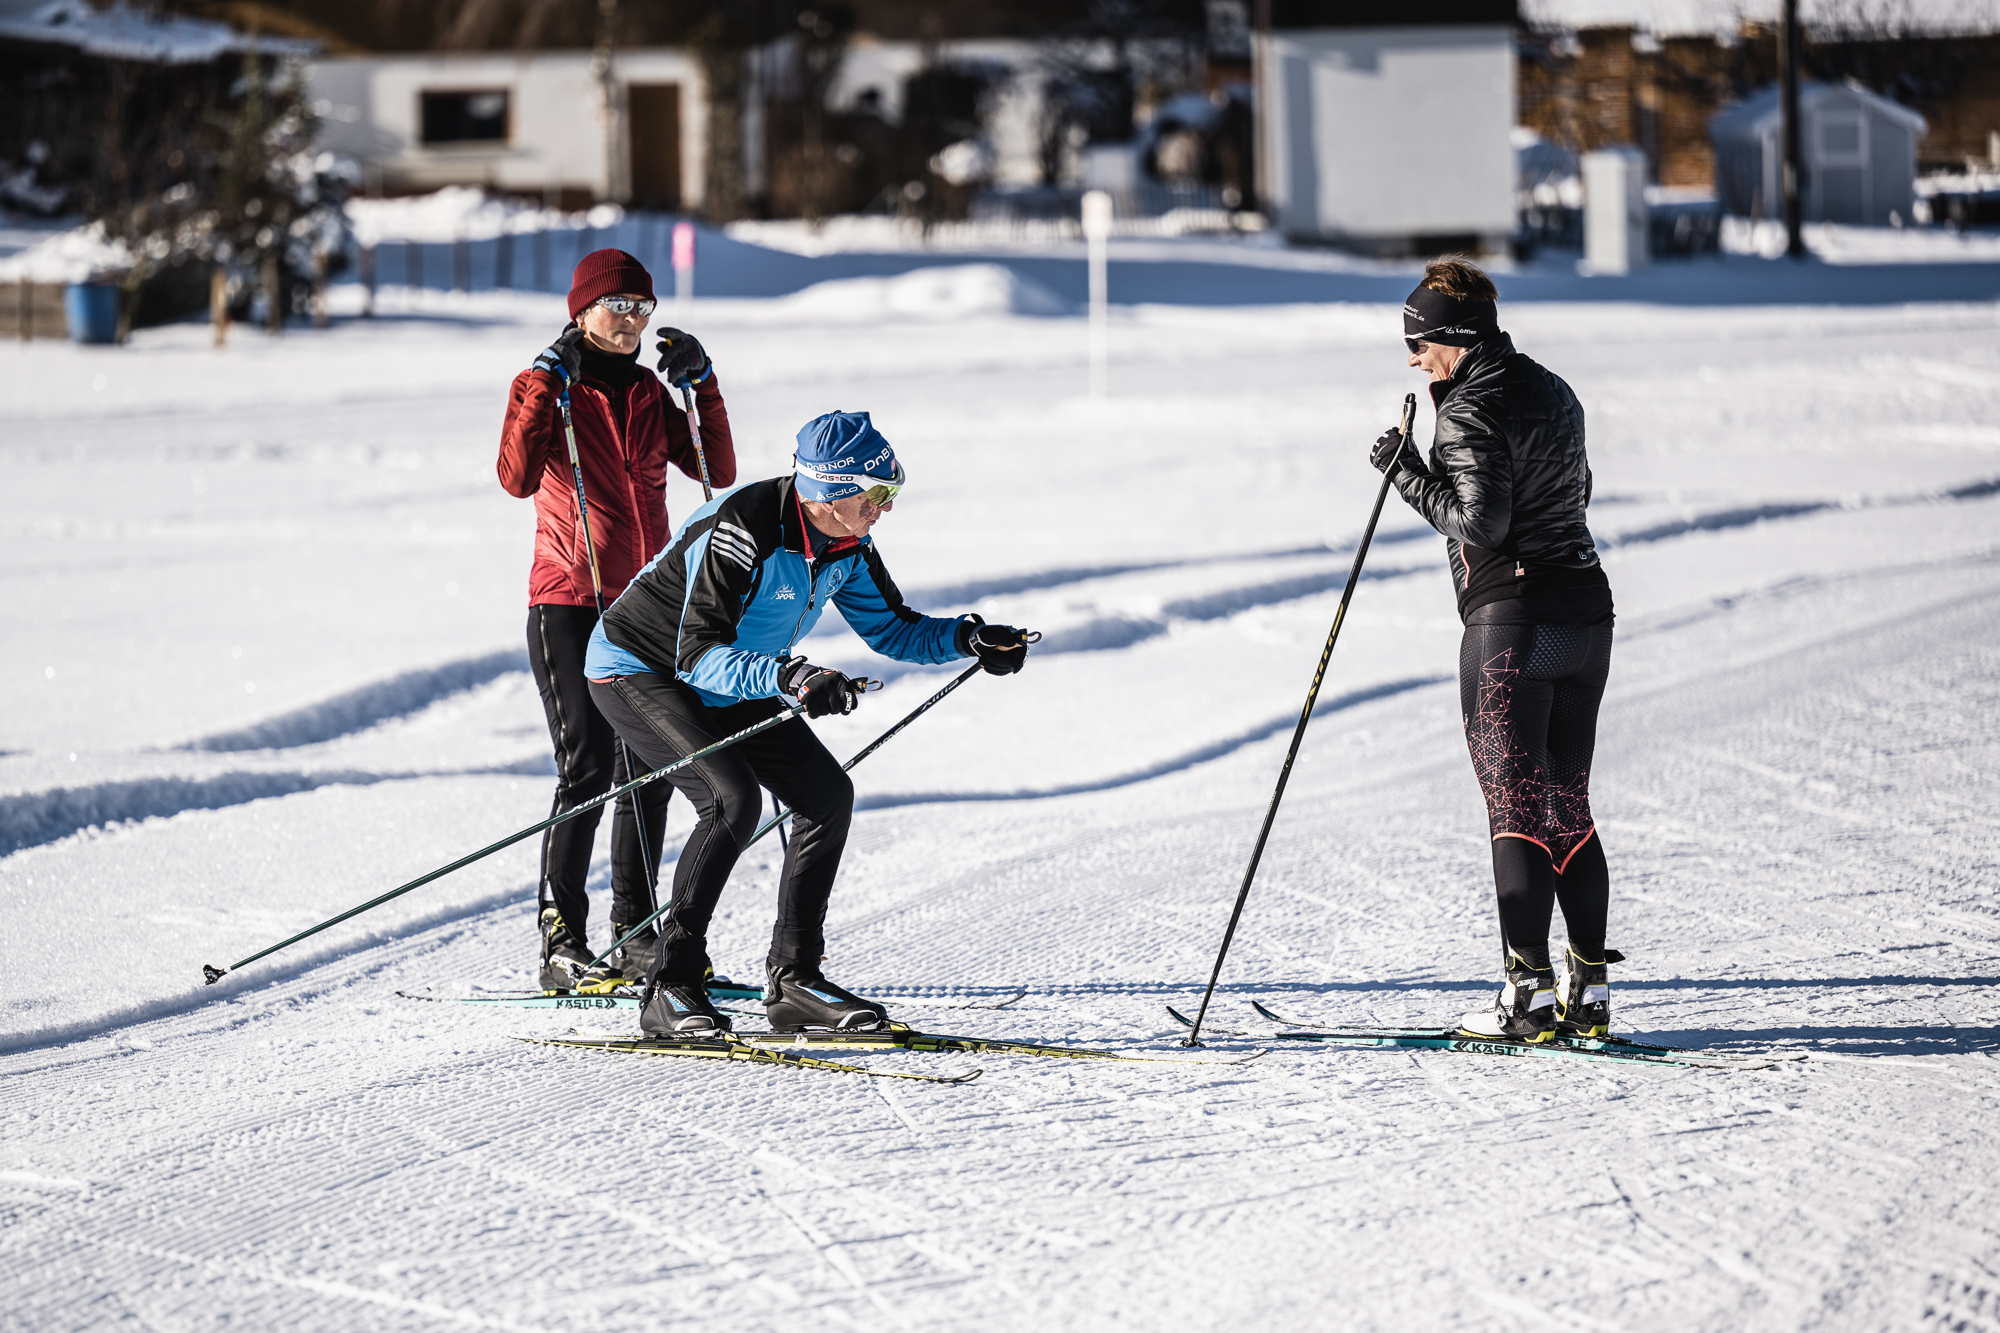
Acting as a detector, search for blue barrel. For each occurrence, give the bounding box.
[64,283,121,344]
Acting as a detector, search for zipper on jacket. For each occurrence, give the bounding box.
[782,555,830,657]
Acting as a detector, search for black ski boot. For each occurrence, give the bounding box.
[1555,947,1624,1037]
[639,979,731,1037]
[538,908,595,994]
[1459,952,1559,1042]
[605,920,660,987]
[763,963,888,1032]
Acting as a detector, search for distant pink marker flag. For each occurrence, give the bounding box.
[672,221,696,303]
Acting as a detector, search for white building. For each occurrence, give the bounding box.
[813,37,1050,189]
[1255,20,1517,252]
[306,50,708,209]
[1710,81,1926,226]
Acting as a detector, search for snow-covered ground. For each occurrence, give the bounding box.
[4,257,2000,1330]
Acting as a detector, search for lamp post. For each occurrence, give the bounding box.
[1779,0,1806,259]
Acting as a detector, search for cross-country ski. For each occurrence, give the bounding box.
[396,986,1030,1011]
[515,1031,986,1085]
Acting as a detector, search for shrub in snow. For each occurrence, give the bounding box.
[95,52,355,332]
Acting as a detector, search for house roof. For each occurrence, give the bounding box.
[0,0,315,64]
[1710,80,1928,136]
[1523,0,1996,38]
[1269,0,1519,29]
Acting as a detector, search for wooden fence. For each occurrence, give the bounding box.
[2,280,70,340]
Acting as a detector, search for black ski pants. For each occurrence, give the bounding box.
[588,671,853,985]
[526,604,668,938]
[1458,618,1614,965]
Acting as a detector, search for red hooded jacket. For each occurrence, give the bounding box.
[497,364,735,608]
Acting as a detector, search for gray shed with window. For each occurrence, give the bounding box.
[1711,81,1926,226]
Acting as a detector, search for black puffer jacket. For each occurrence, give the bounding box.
[1391,332,1605,619]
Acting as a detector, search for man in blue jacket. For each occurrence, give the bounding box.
[585,410,1032,1037]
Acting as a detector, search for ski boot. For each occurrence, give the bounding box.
[1458,951,1559,1042]
[1555,947,1624,1037]
[538,908,595,994]
[609,920,660,980]
[573,956,625,995]
[763,963,888,1032]
[576,919,661,994]
[639,978,731,1037]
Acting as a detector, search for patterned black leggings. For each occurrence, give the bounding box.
[1458,619,1614,965]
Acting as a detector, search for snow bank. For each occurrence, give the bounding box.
[345,186,621,245]
[1721,215,2000,264]
[0,0,312,64]
[778,263,1070,319]
[0,221,129,282]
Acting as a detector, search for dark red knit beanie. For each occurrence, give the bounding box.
[568,249,654,321]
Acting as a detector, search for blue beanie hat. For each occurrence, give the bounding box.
[793,410,906,502]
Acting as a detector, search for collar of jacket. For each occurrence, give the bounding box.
[578,342,644,389]
[1430,331,1516,409]
[779,474,865,564]
[778,474,807,554]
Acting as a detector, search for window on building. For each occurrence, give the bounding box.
[420,90,510,145]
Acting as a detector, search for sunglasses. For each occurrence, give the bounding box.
[1404,337,1427,356]
[800,458,907,507]
[594,295,657,317]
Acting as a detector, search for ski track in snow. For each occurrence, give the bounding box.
[4,288,2000,1330]
[12,478,1996,857]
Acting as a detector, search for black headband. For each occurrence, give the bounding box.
[1402,284,1498,348]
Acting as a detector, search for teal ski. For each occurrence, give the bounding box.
[403,985,1025,1011]
[1244,1001,1802,1065]
[1164,1005,1788,1070]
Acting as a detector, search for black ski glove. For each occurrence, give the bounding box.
[1370,426,1422,479]
[779,657,859,718]
[654,327,712,387]
[532,326,587,387]
[955,616,1033,675]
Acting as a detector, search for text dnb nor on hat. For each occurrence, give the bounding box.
[793,410,907,502]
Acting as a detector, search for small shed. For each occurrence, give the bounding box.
[1256,3,1519,254]
[1711,81,1926,226]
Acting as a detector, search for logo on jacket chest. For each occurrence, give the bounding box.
[773,585,798,600]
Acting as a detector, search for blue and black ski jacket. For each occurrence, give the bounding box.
[585,475,971,706]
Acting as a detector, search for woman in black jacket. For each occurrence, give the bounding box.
[1371,258,1619,1041]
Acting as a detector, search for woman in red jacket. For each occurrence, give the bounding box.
[496,248,736,992]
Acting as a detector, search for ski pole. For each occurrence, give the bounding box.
[201,699,817,986]
[584,654,1009,975]
[677,381,714,502]
[743,657,997,845]
[556,378,662,920]
[1181,393,1417,1048]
